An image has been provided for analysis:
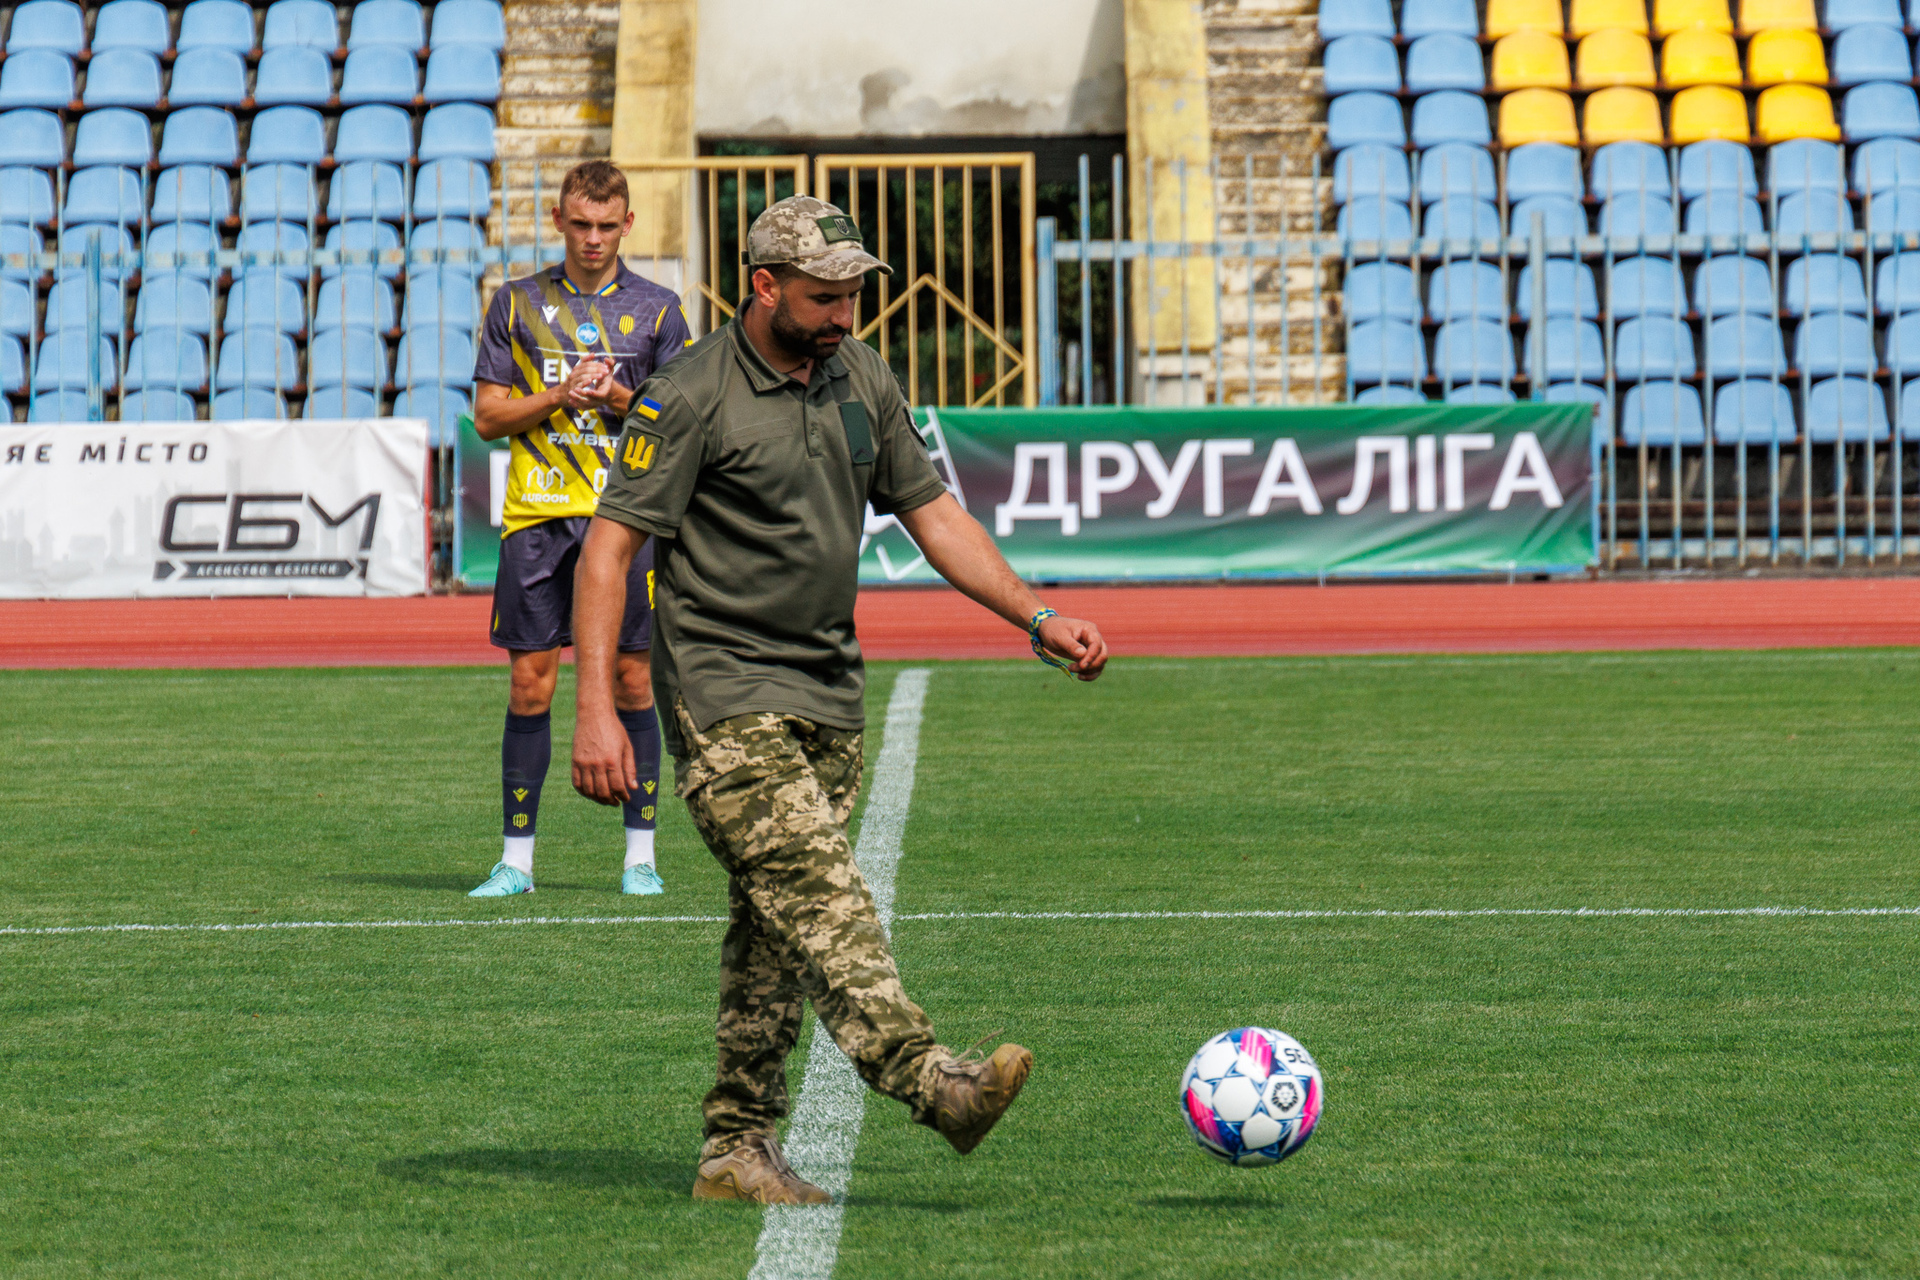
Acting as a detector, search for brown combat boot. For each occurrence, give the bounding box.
[690,1134,832,1205]
[928,1040,1033,1155]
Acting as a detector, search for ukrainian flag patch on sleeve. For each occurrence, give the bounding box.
[635,396,663,422]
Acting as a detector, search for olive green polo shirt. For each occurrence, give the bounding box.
[594,318,948,754]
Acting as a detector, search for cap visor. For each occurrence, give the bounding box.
[797,247,892,280]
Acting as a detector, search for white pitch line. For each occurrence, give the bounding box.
[0,915,726,937]
[748,667,930,1280]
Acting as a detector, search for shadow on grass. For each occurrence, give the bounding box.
[1139,1193,1287,1211]
[380,1148,690,1193]
[841,1195,968,1213]
[328,873,604,894]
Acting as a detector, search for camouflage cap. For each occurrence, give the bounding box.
[745,195,892,281]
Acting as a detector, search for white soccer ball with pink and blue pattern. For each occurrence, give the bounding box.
[1180,1027,1323,1167]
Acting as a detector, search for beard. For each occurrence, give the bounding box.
[768,292,849,364]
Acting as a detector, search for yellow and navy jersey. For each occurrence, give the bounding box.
[473,263,693,536]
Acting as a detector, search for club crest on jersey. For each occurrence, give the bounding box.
[575,322,600,345]
[619,314,635,335]
[620,429,664,478]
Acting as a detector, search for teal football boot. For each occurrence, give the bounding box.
[469,862,534,897]
[621,865,665,895]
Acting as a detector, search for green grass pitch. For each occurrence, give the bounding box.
[5,652,1920,1277]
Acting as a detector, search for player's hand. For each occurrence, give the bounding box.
[1038,615,1108,681]
[561,357,612,409]
[572,707,637,805]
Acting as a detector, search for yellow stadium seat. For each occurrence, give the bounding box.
[1486,0,1565,38]
[1746,26,1827,85]
[1754,82,1841,142]
[1584,85,1667,143]
[1577,29,1659,87]
[1652,0,1732,37]
[1737,0,1816,35]
[1670,84,1751,141]
[1492,30,1573,88]
[1661,27,1742,86]
[1570,0,1649,37]
[1499,87,1583,144]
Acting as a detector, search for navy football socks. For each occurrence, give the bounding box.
[617,706,662,847]
[502,710,552,840]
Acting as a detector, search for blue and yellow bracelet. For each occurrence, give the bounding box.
[1028,608,1073,675]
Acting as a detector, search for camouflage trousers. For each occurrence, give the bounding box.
[672,698,947,1160]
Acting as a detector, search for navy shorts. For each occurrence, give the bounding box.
[490,516,654,653]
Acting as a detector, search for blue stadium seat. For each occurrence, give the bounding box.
[1326,92,1405,150]
[82,49,163,107]
[123,330,209,391]
[1853,138,1920,193]
[0,51,74,109]
[406,216,484,265]
[1621,382,1706,446]
[1827,0,1903,29]
[61,166,144,224]
[1614,317,1697,378]
[391,383,471,445]
[1505,142,1583,200]
[1432,319,1514,384]
[401,269,478,328]
[1684,194,1764,235]
[92,0,170,52]
[236,219,311,275]
[226,268,309,332]
[58,224,136,280]
[1599,194,1677,238]
[1767,140,1843,195]
[1418,143,1497,202]
[1331,145,1410,204]
[247,106,328,164]
[328,161,408,221]
[304,384,379,417]
[1677,140,1757,199]
[1343,261,1418,322]
[430,0,505,48]
[1404,33,1485,92]
[0,278,31,334]
[1422,197,1501,240]
[1693,255,1774,315]
[1401,0,1478,37]
[1775,191,1856,236]
[412,158,492,219]
[1445,384,1515,403]
[1547,381,1613,437]
[147,221,218,278]
[240,164,318,222]
[1784,254,1870,315]
[150,165,232,222]
[1590,141,1671,199]
[1513,259,1599,320]
[168,48,248,105]
[1346,319,1426,384]
[1843,83,1920,140]
[1866,190,1920,231]
[253,48,334,106]
[0,224,41,281]
[323,219,402,279]
[1509,195,1588,237]
[418,103,497,162]
[0,109,63,165]
[32,332,119,391]
[0,333,20,391]
[1426,259,1505,320]
[1336,199,1414,241]
[1354,384,1429,404]
[1324,35,1400,94]
[262,0,340,49]
[315,274,396,330]
[72,109,153,166]
[210,387,288,418]
[45,273,127,333]
[335,104,414,163]
[31,390,93,419]
[213,329,303,389]
[1900,378,1920,438]
[1793,311,1877,374]
[6,1,85,53]
[176,0,255,54]
[348,0,425,48]
[1881,308,1920,369]
[308,325,388,388]
[394,325,476,386]
[1705,314,1788,377]
[0,167,54,223]
[1411,91,1490,148]
[1318,0,1393,39]
[1876,253,1920,314]
[1804,376,1890,441]
[119,390,199,421]
[157,107,240,166]
[1713,380,1796,443]
[1608,256,1684,317]
[1523,319,1606,382]
[421,43,500,103]
[339,46,419,105]
[1831,26,1910,87]
[134,272,214,333]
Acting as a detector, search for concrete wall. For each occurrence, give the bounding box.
[694,0,1124,138]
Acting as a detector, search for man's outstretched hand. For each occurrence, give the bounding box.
[1037,614,1108,681]
[572,707,637,805]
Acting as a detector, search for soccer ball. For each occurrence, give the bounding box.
[1180,1027,1323,1167]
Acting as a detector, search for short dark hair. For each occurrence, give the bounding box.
[559,160,629,210]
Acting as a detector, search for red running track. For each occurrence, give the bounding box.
[2,579,1917,668]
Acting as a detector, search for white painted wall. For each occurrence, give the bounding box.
[695,0,1124,137]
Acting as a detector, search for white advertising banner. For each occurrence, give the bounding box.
[0,418,430,598]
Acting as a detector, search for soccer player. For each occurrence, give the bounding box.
[467,160,691,899]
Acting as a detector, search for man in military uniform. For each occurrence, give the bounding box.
[569,196,1108,1203]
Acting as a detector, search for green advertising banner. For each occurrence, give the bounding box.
[858,404,1595,583]
[456,413,502,589]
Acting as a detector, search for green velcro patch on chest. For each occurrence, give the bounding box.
[619,429,666,478]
